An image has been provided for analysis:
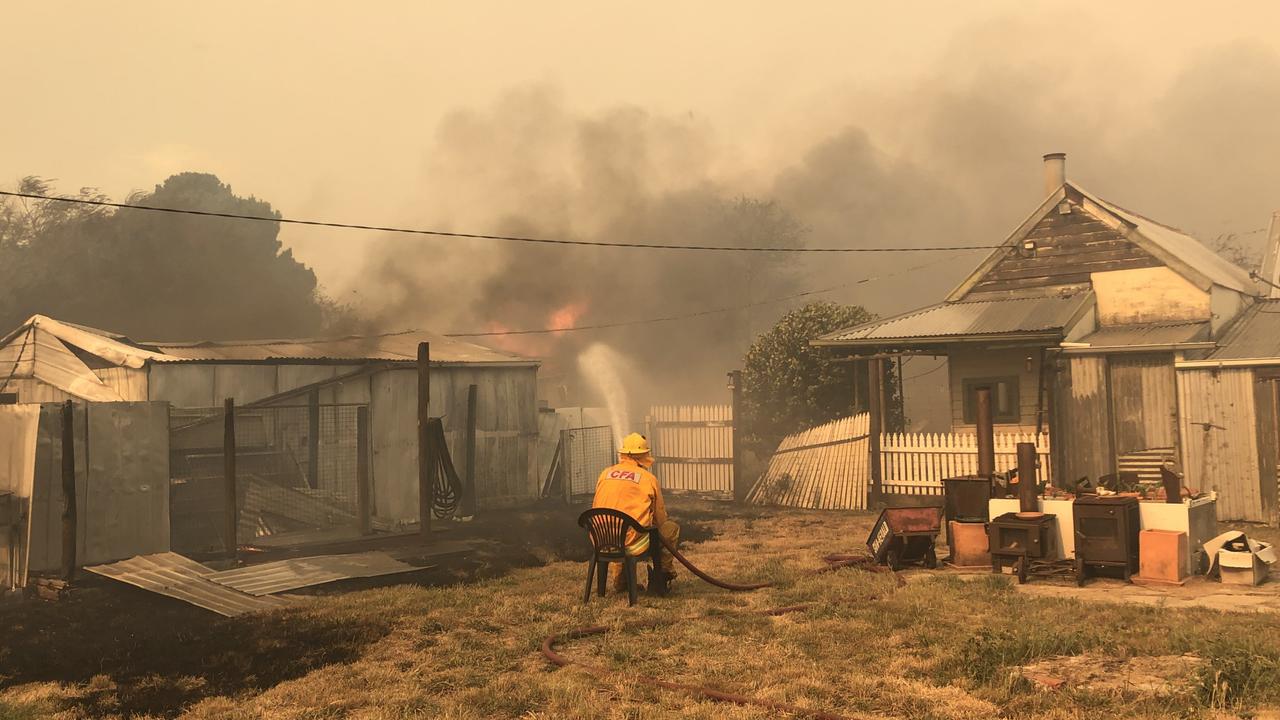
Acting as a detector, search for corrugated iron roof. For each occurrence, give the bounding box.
[149,330,536,365]
[1070,321,1212,349]
[1208,300,1280,360]
[815,292,1091,346]
[1081,188,1255,294]
[85,552,295,616]
[206,551,423,595]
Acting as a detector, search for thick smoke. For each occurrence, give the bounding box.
[349,36,1280,414]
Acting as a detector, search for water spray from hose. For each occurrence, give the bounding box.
[578,343,633,444]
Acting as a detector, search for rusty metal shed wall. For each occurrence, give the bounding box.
[369,366,539,520]
[1057,355,1114,484]
[816,293,1091,346]
[149,363,365,407]
[1177,368,1264,522]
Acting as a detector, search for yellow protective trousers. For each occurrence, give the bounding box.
[610,519,680,592]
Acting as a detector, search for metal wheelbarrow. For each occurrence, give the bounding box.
[866,506,943,570]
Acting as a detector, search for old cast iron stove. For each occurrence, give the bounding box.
[1072,495,1140,585]
[988,512,1056,583]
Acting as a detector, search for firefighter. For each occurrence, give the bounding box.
[592,432,680,594]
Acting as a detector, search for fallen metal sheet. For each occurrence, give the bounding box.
[207,551,425,596]
[85,552,293,616]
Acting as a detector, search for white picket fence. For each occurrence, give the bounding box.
[880,430,1052,496]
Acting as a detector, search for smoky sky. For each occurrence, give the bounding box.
[8,7,1280,411]
[348,35,1280,410]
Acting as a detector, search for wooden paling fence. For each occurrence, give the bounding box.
[648,404,733,495]
[881,430,1052,496]
[748,414,870,510]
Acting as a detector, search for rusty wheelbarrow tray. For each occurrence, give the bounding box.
[866,506,943,570]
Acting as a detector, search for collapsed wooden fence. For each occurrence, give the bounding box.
[748,414,870,510]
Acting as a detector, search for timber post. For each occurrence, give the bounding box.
[463,383,478,518]
[223,398,238,559]
[868,358,884,507]
[975,386,995,481]
[417,342,433,539]
[60,400,77,580]
[1016,441,1039,513]
[356,405,371,535]
[728,370,745,502]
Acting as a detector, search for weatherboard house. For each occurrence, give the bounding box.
[815,153,1280,523]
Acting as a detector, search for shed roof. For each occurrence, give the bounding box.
[1067,321,1212,352]
[150,330,537,366]
[813,292,1092,348]
[0,315,169,401]
[1205,300,1280,361]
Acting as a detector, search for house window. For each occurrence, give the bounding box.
[0,393,16,405]
[962,377,1020,424]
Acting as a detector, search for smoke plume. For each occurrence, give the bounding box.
[349,33,1280,414]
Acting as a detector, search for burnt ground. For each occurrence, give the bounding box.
[0,496,744,718]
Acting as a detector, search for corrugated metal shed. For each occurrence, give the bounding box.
[1207,300,1280,361]
[1069,321,1211,350]
[150,330,536,366]
[205,552,421,595]
[85,553,295,616]
[1177,368,1264,522]
[814,293,1091,347]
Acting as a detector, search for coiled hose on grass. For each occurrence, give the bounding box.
[540,534,905,719]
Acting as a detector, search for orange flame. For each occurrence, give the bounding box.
[549,301,587,334]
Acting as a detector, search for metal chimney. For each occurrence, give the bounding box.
[1043,152,1066,196]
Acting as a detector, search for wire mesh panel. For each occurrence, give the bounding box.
[169,403,367,554]
[561,426,615,499]
[168,406,229,555]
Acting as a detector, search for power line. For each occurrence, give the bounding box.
[0,189,999,254]
[445,255,962,337]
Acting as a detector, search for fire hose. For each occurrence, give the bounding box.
[540,533,905,719]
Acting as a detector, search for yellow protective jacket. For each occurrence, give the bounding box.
[591,457,667,554]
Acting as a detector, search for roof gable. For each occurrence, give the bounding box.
[949,184,1255,301]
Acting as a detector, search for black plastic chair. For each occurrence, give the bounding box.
[578,508,654,607]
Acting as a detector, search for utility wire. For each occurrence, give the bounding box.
[445,255,961,337]
[0,189,999,254]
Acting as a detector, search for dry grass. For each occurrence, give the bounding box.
[3,499,1280,719]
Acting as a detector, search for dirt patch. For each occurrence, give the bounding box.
[1020,653,1205,697]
